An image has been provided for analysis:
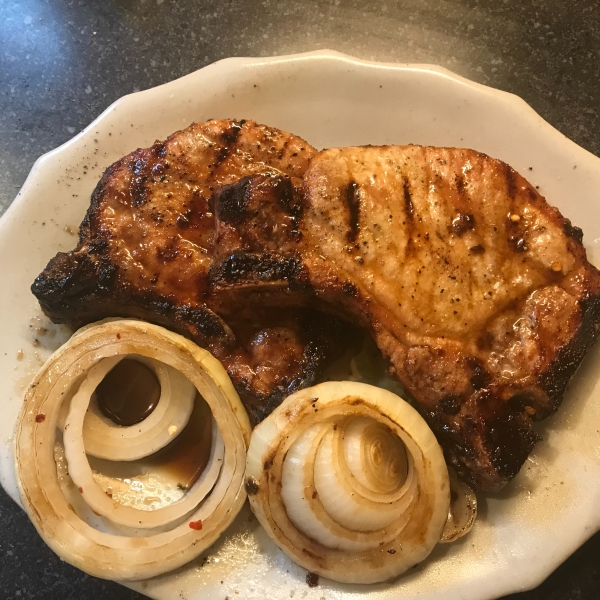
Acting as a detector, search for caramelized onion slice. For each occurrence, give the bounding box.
[15,319,250,580]
[246,381,451,584]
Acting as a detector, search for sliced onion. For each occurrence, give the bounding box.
[440,467,478,543]
[314,420,415,534]
[14,319,250,580]
[246,381,451,584]
[80,355,196,461]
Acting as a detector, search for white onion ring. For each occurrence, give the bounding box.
[14,319,250,580]
[81,355,195,461]
[280,422,416,553]
[246,381,451,584]
[314,420,416,533]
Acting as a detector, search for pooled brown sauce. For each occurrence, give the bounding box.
[95,357,214,491]
[148,393,213,490]
[96,359,161,426]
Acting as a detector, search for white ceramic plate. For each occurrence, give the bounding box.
[3,50,600,600]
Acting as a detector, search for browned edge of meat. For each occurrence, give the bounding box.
[215,308,360,426]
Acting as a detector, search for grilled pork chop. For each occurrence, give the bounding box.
[210,146,600,491]
[33,120,600,490]
[31,120,352,424]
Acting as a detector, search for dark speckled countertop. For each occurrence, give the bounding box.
[1,1,600,599]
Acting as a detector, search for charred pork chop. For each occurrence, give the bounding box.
[211,146,600,491]
[33,119,315,344]
[31,120,350,424]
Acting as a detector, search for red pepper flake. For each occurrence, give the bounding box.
[78,487,83,493]
[116,333,121,339]
[189,519,203,530]
[35,414,46,423]
[311,491,317,499]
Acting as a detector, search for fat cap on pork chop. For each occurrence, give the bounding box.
[210,145,600,491]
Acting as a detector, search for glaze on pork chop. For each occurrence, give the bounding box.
[32,120,353,424]
[211,145,600,491]
[34,119,315,342]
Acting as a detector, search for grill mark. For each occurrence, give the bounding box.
[345,181,361,243]
[216,178,251,225]
[275,177,304,241]
[177,304,230,339]
[209,252,304,286]
[213,122,243,168]
[274,176,299,216]
[504,164,517,199]
[402,176,416,257]
[403,176,414,223]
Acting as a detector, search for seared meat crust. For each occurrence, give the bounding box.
[210,146,600,491]
[214,308,357,426]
